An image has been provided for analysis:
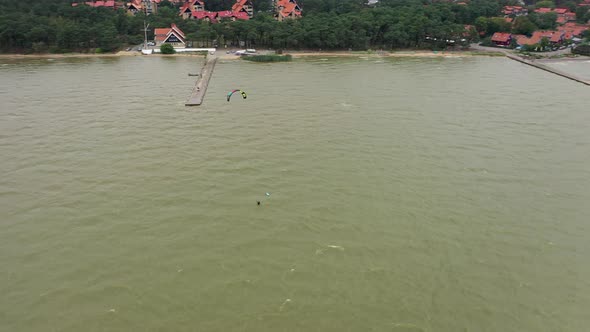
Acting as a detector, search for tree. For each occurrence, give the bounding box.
[26,26,49,43]
[512,16,537,35]
[480,36,493,46]
[159,0,174,8]
[96,22,119,51]
[538,12,557,30]
[562,1,577,12]
[194,21,213,47]
[539,36,549,50]
[204,0,235,12]
[572,43,590,56]
[55,21,81,51]
[530,12,557,30]
[490,17,512,33]
[509,37,518,49]
[576,6,590,24]
[466,25,479,42]
[535,1,555,9]
[473,16,511,36]
[522,43,537,52]
[0,0,559,53]
[474,16,488,34]
[465,0,501,20]
[160,43,176,54]
[253,0,273,13]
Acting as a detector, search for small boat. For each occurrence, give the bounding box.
[140,21,152,55]
[188,73,199,76]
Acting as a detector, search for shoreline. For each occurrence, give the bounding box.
[2,49,587,61]
[291,51,476,58]
[219,50,507,60]
[0,49,501,60]
[536,57,590,63]
[0,51,205,59]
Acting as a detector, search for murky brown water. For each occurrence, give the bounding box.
[541,58,590,80]
[1,55,589,331]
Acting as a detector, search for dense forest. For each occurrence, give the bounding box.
[0,0,588,53]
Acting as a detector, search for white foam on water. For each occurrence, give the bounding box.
[279,298,292,311]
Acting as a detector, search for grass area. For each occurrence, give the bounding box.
[241,54,293,62]
[467,51,506,56]
[573,44,590,56]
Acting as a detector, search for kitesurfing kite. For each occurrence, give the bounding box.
[227,89,247,102]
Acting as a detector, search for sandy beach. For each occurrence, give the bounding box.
[536,56,590,63]
[0,51,206,59]
[215,49,507,60]
[7,49,585,61]
[0,49,505,60]
[290,50,477,58]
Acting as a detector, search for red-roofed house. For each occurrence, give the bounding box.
[515,30,565,46]
[191,11,218,22]
[179,6,191,19]
[179,0,205,19]
[233,11,250,20]
[579,0,590,7]
[232,0,254,18]
[126,0,158,15]
[534,8,573,16]
[558,22,590,37]
[534,7,552,14]
[549,32,564,43]
[564,12,576,22]
[154,23,186,47]
[180,0,251,22]
[213,10,250,21]
[126,0,141,14]
[491,32,512,46]
[535,8,577,25]
[72,0,119,9]
[216,10,234,19]
[513,34,529,45]
[502,6,527,16]
[275,0,302,21]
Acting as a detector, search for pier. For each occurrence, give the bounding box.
[185,55,218,106]
[505,54,590,86]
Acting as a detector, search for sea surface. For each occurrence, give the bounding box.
[541,58,590,81]
[1,55,589,332]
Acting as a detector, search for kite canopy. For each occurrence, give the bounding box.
[227,89,247,102]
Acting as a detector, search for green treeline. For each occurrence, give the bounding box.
[0,0,143,53]
[242,54,292,61]
[573,43,590,55]
[0,0,586,53]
